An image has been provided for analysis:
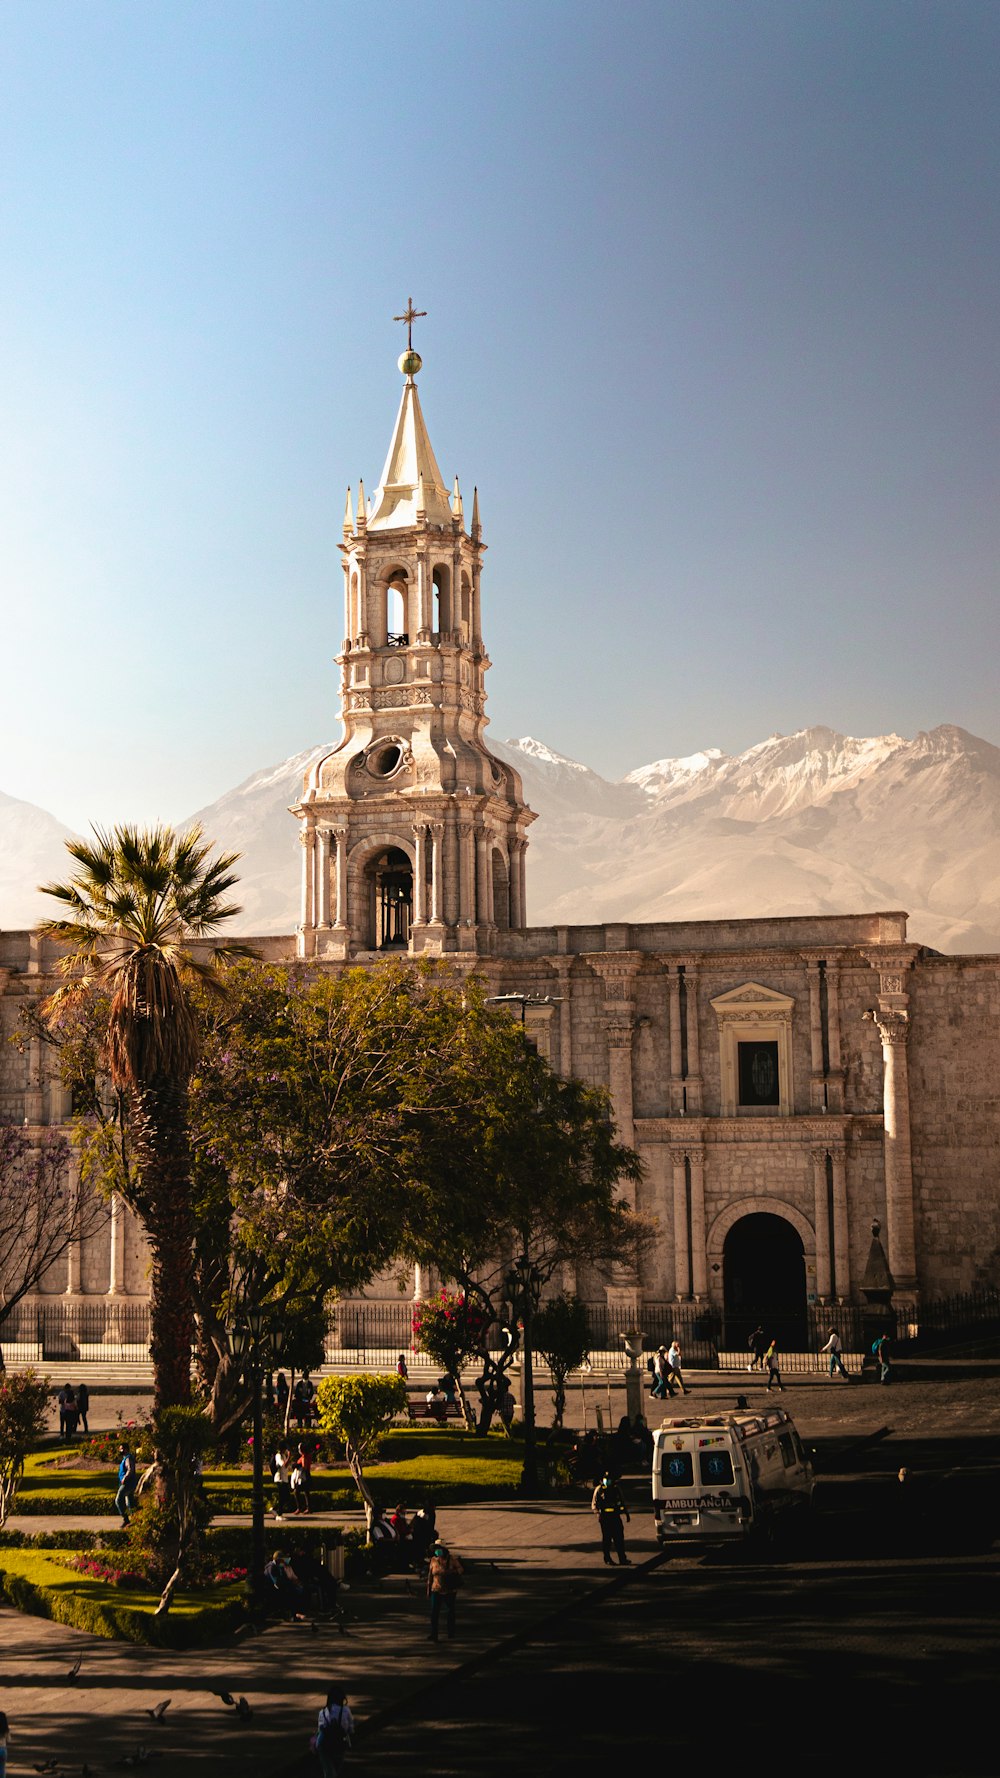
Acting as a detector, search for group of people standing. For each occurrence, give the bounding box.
[55,1382,90,1439]
[648,1340,690,1399]
[273,1441,315,1518]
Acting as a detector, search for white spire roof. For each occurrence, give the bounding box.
[367,373,454,530]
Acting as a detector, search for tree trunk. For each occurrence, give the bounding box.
[130,1082,195,1412]
[346,1445,376,1531]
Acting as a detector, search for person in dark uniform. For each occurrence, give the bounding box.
[591,1471,631,1566]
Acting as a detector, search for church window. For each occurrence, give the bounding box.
[710,983,796,1116]
[370,743,403,778]
[738,1041,780,1106]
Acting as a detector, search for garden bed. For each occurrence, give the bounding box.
[0,1547,247,1647]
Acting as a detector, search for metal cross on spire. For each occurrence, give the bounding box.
[394,297,427,351]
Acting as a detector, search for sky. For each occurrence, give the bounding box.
[1,0,998,832]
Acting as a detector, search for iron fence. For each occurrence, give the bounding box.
[4,1284,1000,1367]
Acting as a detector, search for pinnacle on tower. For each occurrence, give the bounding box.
[452,476,464,524]
[356,477,367,532]
[343,486,354,538]
[471,485,481,538]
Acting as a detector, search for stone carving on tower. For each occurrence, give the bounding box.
[293,305,535,959]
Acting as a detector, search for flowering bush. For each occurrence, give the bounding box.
[68,1553,146,1588]
[411,1289,492,1377]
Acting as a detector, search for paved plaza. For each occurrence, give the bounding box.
[2,1364,999,1775]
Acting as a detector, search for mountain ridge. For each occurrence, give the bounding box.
[4,723,999,953]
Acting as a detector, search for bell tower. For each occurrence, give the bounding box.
[294,308,535,960]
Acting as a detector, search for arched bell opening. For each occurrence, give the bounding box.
[367,847,413,950]
[383,567,409,647]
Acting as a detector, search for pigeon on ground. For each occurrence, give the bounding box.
[33,1764,60,1774]
[144,1700,171,1722]
[235,1697,253,1721]
[214,1692,236,1707]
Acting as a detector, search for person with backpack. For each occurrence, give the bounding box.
[874,1331,893,1383]
[426,1540,465,1641]
[314,1686,354,1777]
[747,1326,766,1371]
[114,1443,137,1525]
[764,1339,783,1392]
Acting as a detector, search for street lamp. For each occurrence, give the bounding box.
[621,1327,646,1425]
[504,1251,544,1497]
[230,1312,287,1597]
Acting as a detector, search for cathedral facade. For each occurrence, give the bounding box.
[3,336,1000,1337]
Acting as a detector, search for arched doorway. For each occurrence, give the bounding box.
[723,1212,807,1351]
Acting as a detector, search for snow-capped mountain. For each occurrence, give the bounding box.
[4,725,1000,953]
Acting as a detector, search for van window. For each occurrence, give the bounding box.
[778,1433,796,1469]
[699,1450,735,1486]
[660,1451,694,1488]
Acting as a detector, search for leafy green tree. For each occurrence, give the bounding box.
[38,825,247,1412]
[533,1294,591,1430]
[0,1369,51,1525]
[315,1373,408,1529]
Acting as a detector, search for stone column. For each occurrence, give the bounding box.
[825,965,845,1111]
[458,821,475,927]
[688,1146,708,1299]
[811,1147,832,1301]
[316,829,332,927]
[476,834,490,924]
[871,1009,916,1289]
[412,824,428,926]
[554,959,573,1077]
[65,1180,81,1297]
[429,823,445,925]
[830,1144,850,1300]
[510,839,525,929]
[516,840,528,929]
[670,1148,691,1300]
[605,1018,636,1150]
[668,968,684,1113]
[333,827,348,928]
[684,968,703,1112]
[107,1192,126,1297]
[805,961,825,1109]
[300,823,316,931]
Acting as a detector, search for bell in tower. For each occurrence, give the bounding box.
[293,304,535,960]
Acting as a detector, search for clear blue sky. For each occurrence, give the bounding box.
[1,0,997,830]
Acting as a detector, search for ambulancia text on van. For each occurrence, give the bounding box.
[652,1408,814,1546]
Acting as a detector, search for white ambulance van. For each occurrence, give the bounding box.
[652,1408,814,1548]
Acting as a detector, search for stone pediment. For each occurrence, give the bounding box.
[710,982,795,1014]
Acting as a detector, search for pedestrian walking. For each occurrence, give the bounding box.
[747,1325,766,1371]
[76,1380,90,1433]
[820,1329,850,1380]
[426,1540,464,1641]
[667,1340,690,1395]
[273,1444,291,1520]
[275,1370,290,1424]
[289,1444,312,1515]
[57,1384,77,1441]
[650,1345,676,1399]
[591,1471,631,1566]
[114,1443,137,1525]
[396,1352,409,1380]
[874,1331,893,1384]
[313,1685,354,1778]
[764,1340,783,1391]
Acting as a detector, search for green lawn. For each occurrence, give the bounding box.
[17,1427,530,1515]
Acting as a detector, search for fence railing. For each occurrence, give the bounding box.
[5,1285,1000,1367]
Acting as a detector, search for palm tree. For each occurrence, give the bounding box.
[39,825,247,1411]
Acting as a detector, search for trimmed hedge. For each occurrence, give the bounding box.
[0,1548,247,1648]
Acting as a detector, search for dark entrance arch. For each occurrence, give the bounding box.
[723,1213,807,1352]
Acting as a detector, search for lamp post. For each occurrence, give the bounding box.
[230,1308,287,1596]
[505,1251,544,1497]
[621,1327,646,1425]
